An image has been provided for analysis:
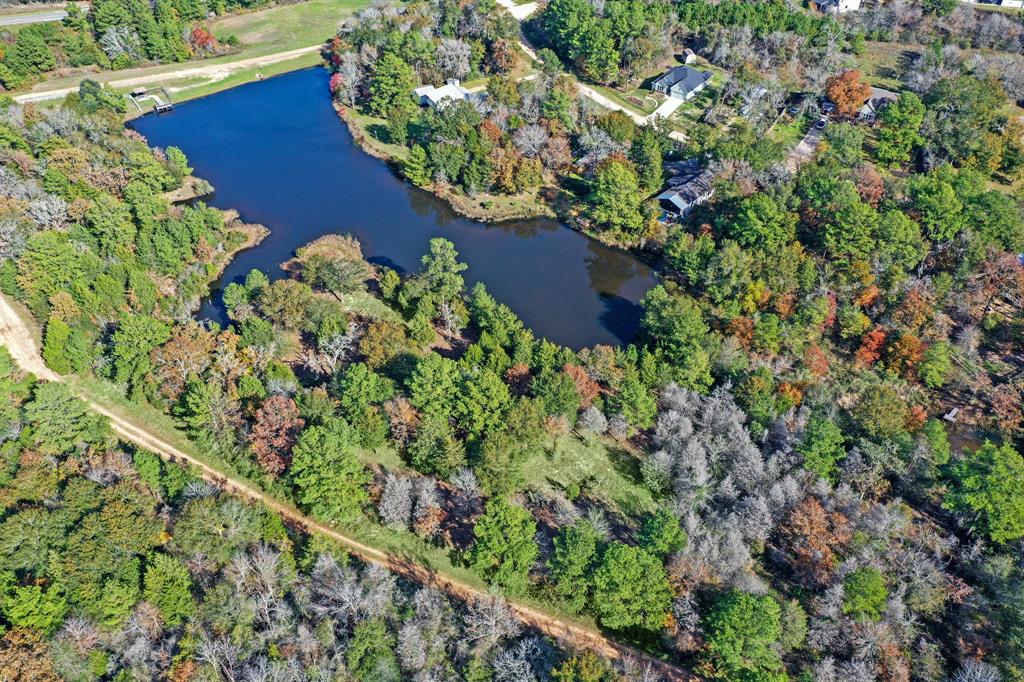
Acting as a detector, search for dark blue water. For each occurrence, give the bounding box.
[130,67,656,349]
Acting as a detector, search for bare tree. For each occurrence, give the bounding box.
[100,26,143,61]
[512,124,549,159]
[953,660,1002,682]
[464,593,521,651]
[436,39,471,80]
[378,473,413,529]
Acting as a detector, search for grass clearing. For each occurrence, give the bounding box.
[769,114,810,148]
[208,0,364,58]
[522,434,657,519]
[855,41,919,91]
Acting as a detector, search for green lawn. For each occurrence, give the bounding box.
[591,82,662,116]
[522,434,657,519]
[208,0,364,57]
[769,114,810,148]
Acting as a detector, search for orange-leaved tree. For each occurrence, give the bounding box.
[826,70,872,117]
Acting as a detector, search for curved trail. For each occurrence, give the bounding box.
[0,293,696,681]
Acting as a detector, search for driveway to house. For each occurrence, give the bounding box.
[651,96,683,120]
[495,0,687,141]
[787,124,823,171]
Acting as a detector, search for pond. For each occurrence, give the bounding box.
[130,67,657,349]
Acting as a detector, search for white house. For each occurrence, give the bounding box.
[814,0,861,13]
[413,79,472,108]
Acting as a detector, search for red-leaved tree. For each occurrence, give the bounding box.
[826,70,872,117]
[249,395,305,476]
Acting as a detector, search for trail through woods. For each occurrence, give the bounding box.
[0,293,697,681]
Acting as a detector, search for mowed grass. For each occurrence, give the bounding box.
[208,0,365,57]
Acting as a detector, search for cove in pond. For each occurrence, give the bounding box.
[130,67,656,349]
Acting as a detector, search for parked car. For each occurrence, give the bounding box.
[815,117,828,130]
[788,105,801,115]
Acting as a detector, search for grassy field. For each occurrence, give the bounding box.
[854,41,918,91]
[769,113,810,148]
[207,0,363,57]
[522,434,657,518]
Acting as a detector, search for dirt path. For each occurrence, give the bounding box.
[13,44,322,103]
[0,293,696,681]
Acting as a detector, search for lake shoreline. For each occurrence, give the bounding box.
[331,92,667,275]
[335,103,560,225]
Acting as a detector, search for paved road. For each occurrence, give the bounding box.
[0,8,67,25]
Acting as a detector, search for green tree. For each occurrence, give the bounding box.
[112,314,171,396]
[877,210,927,274]
[290,419,371,523]
[591,543,672,631]
[919,341,952,389]
[610,370,656,430]
[589,159,646,237]
[369,52,416,118]
[944,441,1024,543]
[347,618,399,680]
[727,192,797,254]
[41,317,73,374]
[406,411,466,477]
[641,285,712,389]
[799,416,845,481]
[908,170,963,242]
[704,591,786,681]
[407,353,461,418]
[548,519,600,613]
[638,508,686,558]
[876,92,925,166]
[1,583,67,635]
[842,567,888,622]
[468,497,539,594]
[24,382,107,455]
[143,554,193,625]
[455,368,512,442]
[630,128,663,193]
[403,144,431,186]
[419,237,467,306]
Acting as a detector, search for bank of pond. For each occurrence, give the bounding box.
[129,67,657,349]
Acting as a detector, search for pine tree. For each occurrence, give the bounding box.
[404,145,431,187]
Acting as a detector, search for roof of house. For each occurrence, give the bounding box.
[414,80,471,106]
[652,66,712,94]
[658,166,715,209]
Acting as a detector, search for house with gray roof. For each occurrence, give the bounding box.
[657,159,715,217]
[651,66,712,101]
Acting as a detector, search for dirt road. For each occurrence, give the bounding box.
[0,293,695,681]
[13,44,322,103]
